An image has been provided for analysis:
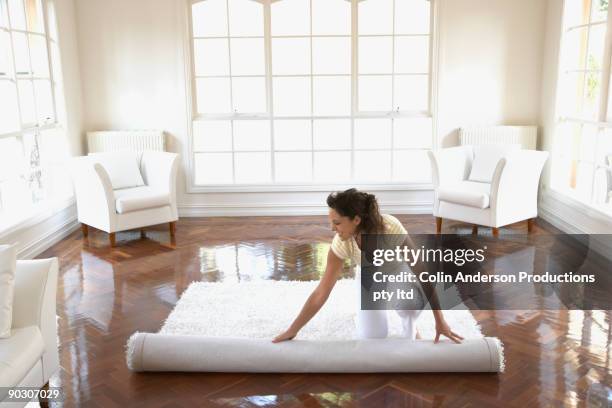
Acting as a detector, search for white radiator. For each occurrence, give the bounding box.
[459,126,537,149]
[87,130,165,153]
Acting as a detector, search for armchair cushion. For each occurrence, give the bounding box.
[0,245,16,339]
[0,326,44,394]
[468,144,520,183]
[89,151,145,190]
[114,186,170,214]
[437,181,491,209]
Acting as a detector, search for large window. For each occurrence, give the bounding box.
[554,0,612,214]
[0,0,71,230]
[189,0,433,189]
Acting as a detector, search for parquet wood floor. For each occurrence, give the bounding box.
[38,215,611,407]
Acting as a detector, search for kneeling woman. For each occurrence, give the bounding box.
[273,188,463,343]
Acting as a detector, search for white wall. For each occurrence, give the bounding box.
[436,0,547,147]
[73,0,547,216]
[0,0,84,258]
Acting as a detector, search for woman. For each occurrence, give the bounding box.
[273,188,463,343]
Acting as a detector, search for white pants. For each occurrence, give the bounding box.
[355,267,423,340]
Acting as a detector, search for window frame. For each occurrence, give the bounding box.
[0,0,69,231]
[184,0,438,193]
[552,0,612,217]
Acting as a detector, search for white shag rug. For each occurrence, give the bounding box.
[160,279,483,340]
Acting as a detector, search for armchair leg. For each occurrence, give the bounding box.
[109,232,116,247]
[435,217,442,234]
[527,218,535,233]
[169,221,176,238]
[472,225,478,235]
[39,382,49,408]
[492,227,499,237]
[140,229,146,239]
[81,223,88,238]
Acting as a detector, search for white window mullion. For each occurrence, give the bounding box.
[264,0,274,182]
[350,0,358,181]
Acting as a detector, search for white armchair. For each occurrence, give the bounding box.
[0,258,59,407]
[71,150,179,246]
[428,145,549,235]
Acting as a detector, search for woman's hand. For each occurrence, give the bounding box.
[272,329,298,343]
[434,317,464,344]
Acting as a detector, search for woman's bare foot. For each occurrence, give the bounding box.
[416,330,422,340]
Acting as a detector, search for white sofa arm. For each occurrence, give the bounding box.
[12,258,60,383]
[490,150,549,226]
[141,151,179,217]
[70,156,116,231]
[428,146,472,187]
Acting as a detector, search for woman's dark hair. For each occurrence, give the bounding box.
[326,188,384,234]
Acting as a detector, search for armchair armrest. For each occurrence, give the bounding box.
[428,146,472,187]
[12,258,60,382]
[140,151,179,217]
[70,156,116,231]
[490,150,549,225]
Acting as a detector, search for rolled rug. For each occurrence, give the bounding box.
[126,333,504,373]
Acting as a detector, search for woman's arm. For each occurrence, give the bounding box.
[272,248,344,342]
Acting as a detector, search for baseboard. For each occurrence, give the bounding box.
[18,214,79,259]
[178,201,433,217]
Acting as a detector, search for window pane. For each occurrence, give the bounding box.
[12,32,30,75]
[354,119,391,149]
[583,70,601,120]
[591,0,608,22]
[575,161,594,200]
[313,151,351,182]
[355,150,391,181]
[34,79,53,123]
[358,75,392,111]
[0,136,22,180]
[194,152,233,184]
[232,77,266,113]
[194,39,229,76]
[228,0,263,36]
[18,79,35,125]
[25,0,43,33]
[0,82,20,133]
[275,152,312,182]
[587,23,606,70]
[192,0,227,37]
[29,34,49,77]
[563,0,591,27]
[562,27,588,71]
[230,38,265,75]
[235,152,271,183]
[196,77,231,114]
[312,37,350,75]
[393,118,432,148]
[358,0,393,35]
[393,150,431,182]
[559,72,585,117]
[274,119,311,150]
[193,120,232,151]
[578,124,597,163]
[395,0,430,35]
[313,119,350,150]
[0,0,8,27]
[313,76,350,116]
[394,75,429,112]
[359,36,392,74]
[1,178,32,215]
[271,0,310,36]
[0,32,11,76]
[8,0,25,30]
[273,76,311,116]
[272,38,310,75]
[312,0,350,35]
[233,120,270,151]
[394,36,429,73]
